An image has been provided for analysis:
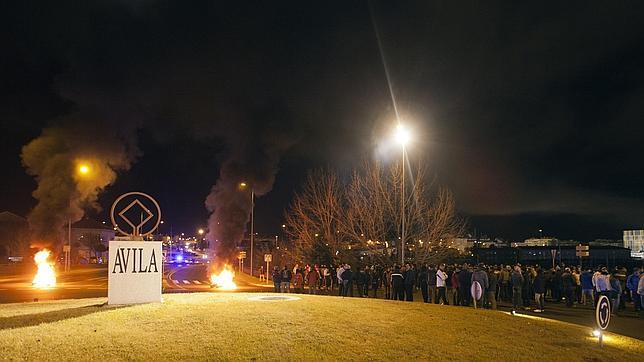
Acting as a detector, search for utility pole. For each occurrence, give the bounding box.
[401,145,406,265]
[250,189,254,276]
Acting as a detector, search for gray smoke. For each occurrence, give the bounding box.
[21,110,139,246]
[205,105,297,263]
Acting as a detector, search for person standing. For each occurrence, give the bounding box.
[355,267,365,297]
[594,267,612,305]
[562,268,575,307]
[417,264,429,303]
[451,267,461,306]
[459,264,472,306]
[552,267,563,303]
[404,263,416,302]
[307,266,320,295]
[638,273,644,314]
[609,271,622,316]
[341,265,354,297]
[436,264,449,305]
[280,266,292,293]
[336,264,345,296]
[580,267,594,306]
[499,265,510,301]
[533,266,546,312]
[272,266,282,293]
[511,265,524,312]
[486,266,498,310]
[259,265,265,282]
[427,265,437,304]
[292,269,304,293]
[391,265,405,301]
[384,267,392,299]
[626,268,641,312]
[572,267,581,304]
[371,266,381,298]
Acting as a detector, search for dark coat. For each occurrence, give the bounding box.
[404,269,416,286]
[533,272,546,293]
[459,269,472,288]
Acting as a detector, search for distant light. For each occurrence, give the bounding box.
[592,330,601,337]
[198,228,204,235]
[176,255,183,262]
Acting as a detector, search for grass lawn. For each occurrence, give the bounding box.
[0,293,641,361]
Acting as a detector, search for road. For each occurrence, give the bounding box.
[0,263,272,303]
[163,263,273,293]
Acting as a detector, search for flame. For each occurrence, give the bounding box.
[32,249,56,289]
[210,265,237,290]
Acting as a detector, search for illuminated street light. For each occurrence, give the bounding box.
[78,164,90,175]
[198,228,204,235]
[394,124,411,146]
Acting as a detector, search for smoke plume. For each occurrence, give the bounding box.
[205,104,297,263]
[21,110,139,246]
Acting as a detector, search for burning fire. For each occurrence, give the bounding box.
[210,265,237,290]
[32,249,56,289]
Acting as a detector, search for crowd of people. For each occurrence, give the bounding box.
[267,262,644,315]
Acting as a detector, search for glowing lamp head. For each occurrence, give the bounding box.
[239,182,247,188]
[394,124,411,146]
[198,228,204,235]
[78,165,90,175]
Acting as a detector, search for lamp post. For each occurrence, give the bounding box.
[240,182,255,276]
[394,124,410,265]
[67,163,91,272]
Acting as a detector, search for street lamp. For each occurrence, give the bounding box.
[240,182,255,276]
[394,124,410,265]
[67,163,91,272]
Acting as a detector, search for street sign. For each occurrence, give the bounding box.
[62,245,70,252]
[238,251,247,259]
[108,240,162,305]
[576,244,589,257]
[264,254,272,262]
[595,295,611,330]
[107,192,163,305]
[471,281,483,308]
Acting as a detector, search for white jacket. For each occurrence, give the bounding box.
[436,269,447,287]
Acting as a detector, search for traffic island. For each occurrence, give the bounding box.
[0,293,641,361]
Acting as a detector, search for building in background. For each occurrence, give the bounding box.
[0,211,29,263]
[475,245,634,268]
[71,219,116,264]
[623,230,644,259]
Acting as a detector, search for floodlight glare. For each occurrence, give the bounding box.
[394,124,411,146]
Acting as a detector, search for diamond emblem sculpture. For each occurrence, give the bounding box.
[110,192,162,237]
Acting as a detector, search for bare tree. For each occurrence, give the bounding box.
[283,169,345,265]
[284,160,466,266]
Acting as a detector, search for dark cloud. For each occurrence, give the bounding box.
[1,1,643,242]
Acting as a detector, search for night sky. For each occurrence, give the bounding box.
[2,1,644,242]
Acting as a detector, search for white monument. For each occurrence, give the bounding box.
[108,192,163,305]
